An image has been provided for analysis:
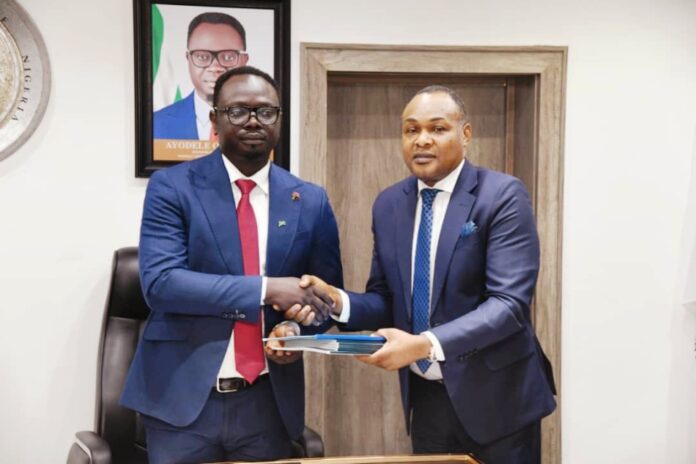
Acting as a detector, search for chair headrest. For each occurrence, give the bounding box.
[106,247,150,320]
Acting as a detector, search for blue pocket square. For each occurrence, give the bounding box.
[460,221,479,238]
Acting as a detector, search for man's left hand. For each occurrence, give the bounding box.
[357,328,432,371]
[265,321,302,365]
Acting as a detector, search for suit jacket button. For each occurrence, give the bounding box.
[432,322,441,327]
[458,355,466,362]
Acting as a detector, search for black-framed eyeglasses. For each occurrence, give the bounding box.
[214,106,282,126]
[187,49,247,68]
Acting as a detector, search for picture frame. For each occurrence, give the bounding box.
[133,0,290,177]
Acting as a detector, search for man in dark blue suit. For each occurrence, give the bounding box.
[121,66,342,463]
[294,86,556,463]
[153,12,249,140]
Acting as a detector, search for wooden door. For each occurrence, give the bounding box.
[305,73,539,455]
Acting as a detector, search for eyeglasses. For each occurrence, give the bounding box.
[187,49,247,68]
[214,106,282,126]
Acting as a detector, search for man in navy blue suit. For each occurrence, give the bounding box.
[293,86,556,463]
[121,66,342,463]
[153,12,249,140]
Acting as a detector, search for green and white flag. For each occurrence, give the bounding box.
[152,5,182,111]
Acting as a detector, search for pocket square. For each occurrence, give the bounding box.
[460,221,478,238]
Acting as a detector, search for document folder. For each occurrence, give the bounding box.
[263,334,386,355]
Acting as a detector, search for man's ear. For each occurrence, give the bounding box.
[461,122,472,145]
[241,53,249,66]
[209,109,217,133]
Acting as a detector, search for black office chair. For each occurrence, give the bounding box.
[67,247,324,464]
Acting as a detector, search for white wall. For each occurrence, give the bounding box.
[1,0,694,462]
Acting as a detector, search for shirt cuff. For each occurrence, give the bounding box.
[422,331,445,362]
[260,277,268,306]
[331,289,351,323]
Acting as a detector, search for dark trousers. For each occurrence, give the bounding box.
[410,373,540,464]
[142,376,292,464]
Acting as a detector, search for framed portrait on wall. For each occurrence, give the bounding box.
[133,0,290,177]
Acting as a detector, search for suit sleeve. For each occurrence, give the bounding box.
[430,178,539,355]
[139,170,263,321]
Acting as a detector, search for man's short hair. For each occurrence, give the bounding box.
[213,66,279,107]
[187,12,247,49]
[413,85,469,122]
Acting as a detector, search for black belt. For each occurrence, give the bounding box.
[217,374,268,393]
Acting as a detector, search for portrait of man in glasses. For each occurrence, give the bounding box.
[153,12,249,142]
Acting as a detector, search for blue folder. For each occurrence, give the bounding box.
[263,334,386,355]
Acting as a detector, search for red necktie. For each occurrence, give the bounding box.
[234,179,264,383]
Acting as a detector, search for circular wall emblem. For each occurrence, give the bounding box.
[0,0,50,161]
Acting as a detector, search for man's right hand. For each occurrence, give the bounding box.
[283,275,343,326]
[265,277,334,325]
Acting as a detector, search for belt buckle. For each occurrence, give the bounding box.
[217,377,247,393]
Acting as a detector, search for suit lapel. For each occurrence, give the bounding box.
[395,177,418,321]
[430,162,478,317]
[190,151,244,275]
[266,165,301,277]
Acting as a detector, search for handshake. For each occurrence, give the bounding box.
[265,275,342,326]
[265,275,432,372]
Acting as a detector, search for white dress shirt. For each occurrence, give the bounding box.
[336,159,466,380]
[194,91,213,140]
[217,154,271,381]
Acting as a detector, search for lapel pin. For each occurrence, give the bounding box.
[278,220,287,227]
[291,191,301,201]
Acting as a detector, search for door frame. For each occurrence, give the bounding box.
[299,43,566,463]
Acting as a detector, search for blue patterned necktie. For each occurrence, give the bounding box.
[412,188,440,373]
